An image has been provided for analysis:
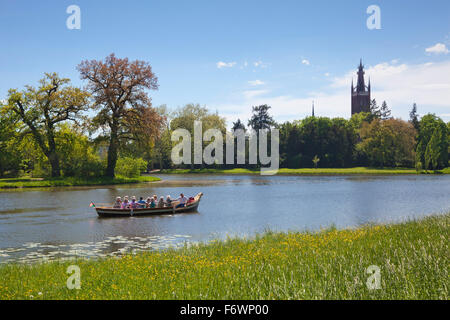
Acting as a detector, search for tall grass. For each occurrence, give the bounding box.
[0,214,448,300]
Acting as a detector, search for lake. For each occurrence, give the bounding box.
[0,174,449,264]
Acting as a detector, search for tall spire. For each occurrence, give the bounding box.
[312,101,315,117]
[351,59,371,115]
[356,59,366,92]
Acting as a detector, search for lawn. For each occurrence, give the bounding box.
[160,167,449,175]
[0,213,448,300]
[0,175,161,189]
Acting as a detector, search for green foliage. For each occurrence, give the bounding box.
[409,103,420,132]
[369,99,381,120]
[247,104,276,130]
[115,157,147,178]
[312,155,320,168]
[0,175,160,189]
[380,101,392,120]
[280,117,358,168]
[56,124,104,177]
[4,73,90,177]
[0,109,22,176]
[416,114,448,170]
[170,104,226,169]
[358,118,416,167]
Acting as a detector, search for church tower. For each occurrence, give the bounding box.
[351,59,371,115]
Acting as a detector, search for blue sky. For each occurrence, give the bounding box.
[1,0,449,125]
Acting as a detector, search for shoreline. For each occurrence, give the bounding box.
[0,213,448,299]
[2,167,448,190]
[0,176,161,190]
[159,167,450,176]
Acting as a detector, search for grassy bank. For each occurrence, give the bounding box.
[0,214,448,300]
[161,167,450,175]
[0,175,161,189]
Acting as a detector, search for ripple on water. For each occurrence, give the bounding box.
[0,234,193,264]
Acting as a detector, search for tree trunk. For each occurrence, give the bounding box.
[48,151,61,178]
[106,130,119,178]
[46,126,61,178]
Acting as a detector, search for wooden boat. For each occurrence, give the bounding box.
[95,193,203,217]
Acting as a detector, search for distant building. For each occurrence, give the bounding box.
[351,59,371,115]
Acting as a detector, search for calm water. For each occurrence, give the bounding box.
[0,174,449,263]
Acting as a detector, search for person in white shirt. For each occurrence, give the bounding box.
[175,193,188,208]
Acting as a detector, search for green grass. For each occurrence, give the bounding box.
[0,214,448,300]
[161,167,449,175]
[0,175,160,189]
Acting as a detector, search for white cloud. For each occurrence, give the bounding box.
[301,59,310,66]
[243,90,269,99]
[425,43,449,55]
[324,73,330,77]
[217,61,237,69]
[248,80,265,86]
[253,60,269,68]
[212,59,450,126]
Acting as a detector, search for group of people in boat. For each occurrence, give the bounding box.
[113,193,193,210]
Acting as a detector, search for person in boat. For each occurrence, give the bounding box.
[165,195,172,207]
[149,197,156,208]
[130,196,138,209]
[175,193,188,208]
[137,197,146,208]
[187,196,195,205]
[153,194,158,204]
[113,197,122,208]
[121,197,130,209]
[158,196,165,208]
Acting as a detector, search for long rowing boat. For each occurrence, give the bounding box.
[95,193,203,217]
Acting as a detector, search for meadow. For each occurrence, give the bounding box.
[161,167,450,175]
[0,175,161,189]
[0,213,448,300]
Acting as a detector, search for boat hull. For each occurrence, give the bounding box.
[95,193,203,217]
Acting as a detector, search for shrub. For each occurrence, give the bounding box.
[116,157,147,178]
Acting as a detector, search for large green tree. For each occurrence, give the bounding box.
[170,104,226,168]
[78,54,162,177]
[409,103,420,132]
[279,117,358,168]
[358,118,416,167]
[4,73,90,177]
[416,114,448,170]
[0,106,23,176]
[247,104,276,130]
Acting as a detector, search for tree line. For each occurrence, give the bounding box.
[0,54,448,178]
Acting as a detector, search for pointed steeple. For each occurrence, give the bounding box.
[312,101,315,117]
[356,59,366,92]
[351,59,371,115]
